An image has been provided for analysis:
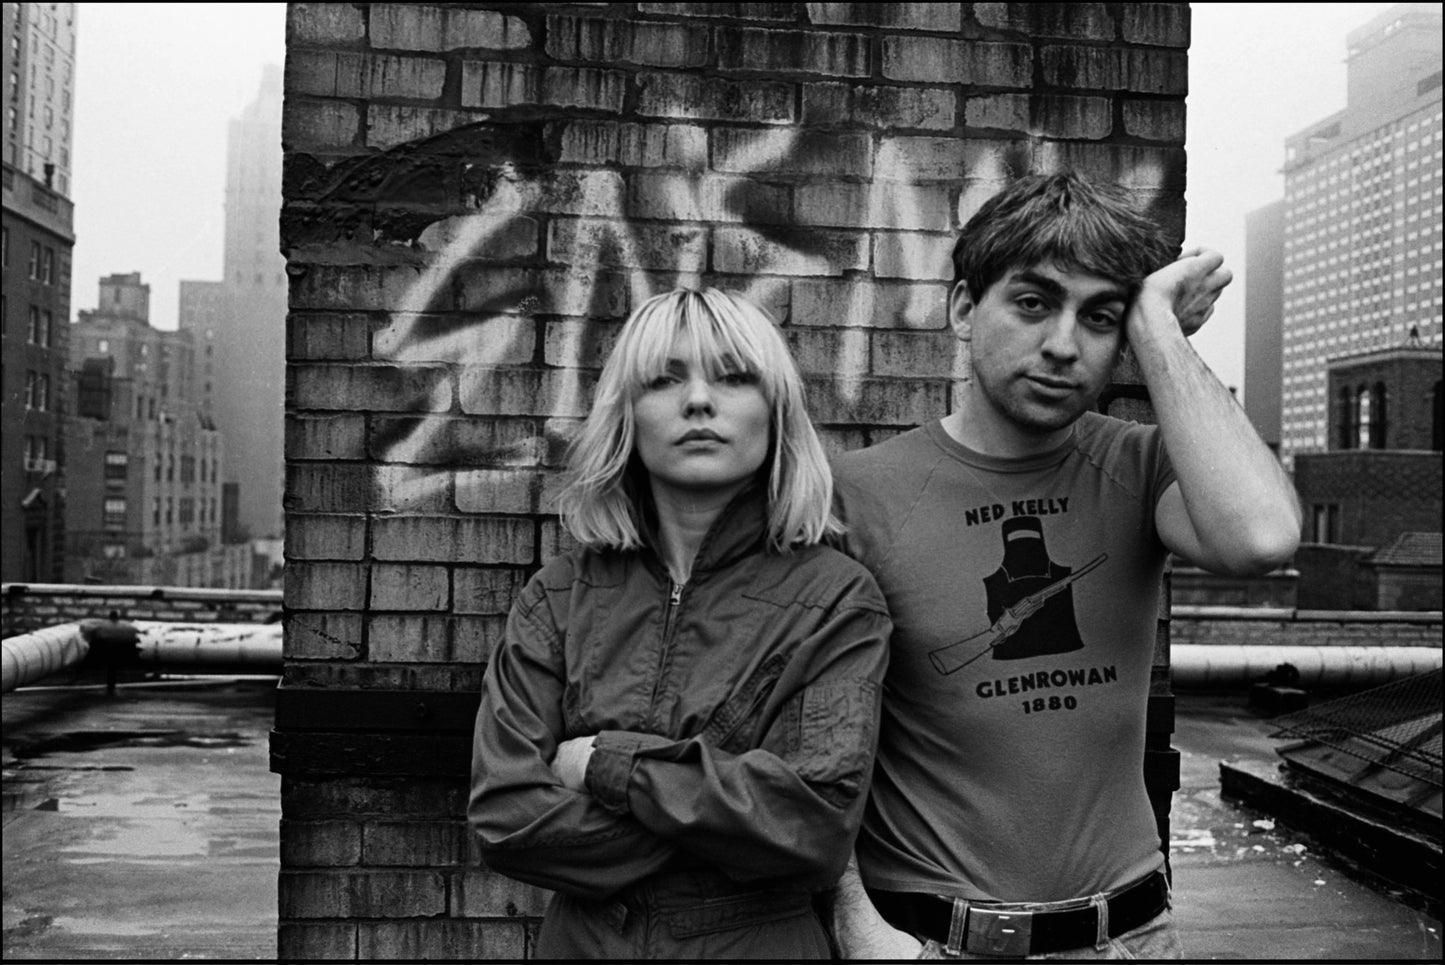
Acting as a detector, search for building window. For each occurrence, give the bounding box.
[40,246,53,284]
[104,450,128,482]
[27,240,40,279]
[24,370,48,410]
[103,498,127,530]
[1311,504,1339,544]
[1367,382,1388,449]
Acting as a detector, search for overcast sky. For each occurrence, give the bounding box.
[70,2,1410,397]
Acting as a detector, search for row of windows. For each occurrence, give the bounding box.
[104,495,221,531]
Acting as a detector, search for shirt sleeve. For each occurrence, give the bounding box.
[583,585,891,890]
[468,577,680,900]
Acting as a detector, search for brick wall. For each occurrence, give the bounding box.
[1293,450,1443,547]
[276,3,1191,958]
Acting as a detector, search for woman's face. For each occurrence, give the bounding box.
[632,335,771,502]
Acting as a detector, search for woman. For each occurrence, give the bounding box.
[469,288,891,958]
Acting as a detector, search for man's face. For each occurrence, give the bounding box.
[954,263,1128,446]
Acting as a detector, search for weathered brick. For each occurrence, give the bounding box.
[452,568,528,616]
[281,819,362,867]
[278,922,358,962]
[373,516,534,564]
[873,231,954,281]
[974,3,1114,40]
[289,413,368,461]
[453,265,631,319]
[882,38,1032,86]
[368,613,507,663]
[531,170,629,218]
[292,363,453,413]
[371,465,455,514]
[716,26,870,77]
[287,514,367,560]
[454,869,551,918]
[791,278,949,330]
[796,182,951,231]
[458,367,598,419]
[640,2,795,19]
[280,870,446,918]
[371,5,531,51]
[714,226,867,276]
[288,3,366,45]
[713,128,872,178]
[369,564,450,610]
[872,330,966,379]
[543,67,627,113]
[290,264,454,312]
[1032,142,1186,193]
[461,60,540,109]
[636,73,795,124]
[1122,99,1186,143]
[547,15,710,68]
[784,328,870,377]
[285,612,364,660]
[806,2,960,31]
[626,172,792,225]
[802,82,956,131]
[806,375,950,425]
[283,98,362,152]
[875,135,970,183]
[1041,46,1188,96]
[286,562,368,611]
[373,314,535,365]
[548,218,709,271]
[359,920,527,961]
[366,106,488,151]
[544,319,622,369]
[455,468,564,515]
[966,93,1113,139]
[554,119,709,169]
[1122,3,1191,47]
[288,313,372,361]
[363,820,468,867]
[414,214,539,263]
[540,518,581,565]
[370,416,545,466]
[283,776,467,820]
[288,50,446,100]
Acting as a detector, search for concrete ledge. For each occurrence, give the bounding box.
[1220,757,1441,918]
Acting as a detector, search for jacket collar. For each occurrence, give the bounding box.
[637,482,769,581]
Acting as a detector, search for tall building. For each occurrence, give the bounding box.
[179,64,286,541]
[2,2,78,196]
[1,158,71,581]
[1243,200,1285,451]
[64,272,252,587]
[1273,3,1443,466]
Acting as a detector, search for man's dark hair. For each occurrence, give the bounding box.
[951,172,1176,302]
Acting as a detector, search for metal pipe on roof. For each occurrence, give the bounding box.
[1,623,90,693]
[1171,644,1442,688]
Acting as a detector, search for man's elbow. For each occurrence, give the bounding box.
[1214,524,1300,576]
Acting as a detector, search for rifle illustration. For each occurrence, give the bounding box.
[928,553,1108,675]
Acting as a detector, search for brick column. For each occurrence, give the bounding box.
[275,3,1192,958]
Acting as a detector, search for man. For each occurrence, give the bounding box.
[830,172,1301,959]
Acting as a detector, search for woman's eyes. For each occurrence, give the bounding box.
[645,370,756,389]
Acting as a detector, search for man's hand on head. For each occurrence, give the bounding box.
[1137,247,1233,337]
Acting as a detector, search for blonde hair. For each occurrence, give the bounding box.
[559,287,841,553]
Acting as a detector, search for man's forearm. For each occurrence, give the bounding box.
[830,853,924,959]
[1128,280,1301,574]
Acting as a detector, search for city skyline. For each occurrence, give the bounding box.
[66,3,1414,401]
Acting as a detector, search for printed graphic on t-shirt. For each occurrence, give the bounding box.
[928,515,1106,676]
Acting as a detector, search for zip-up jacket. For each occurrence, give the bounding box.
[470,488,892,901]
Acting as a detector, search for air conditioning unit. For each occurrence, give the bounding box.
[23,457,57,476]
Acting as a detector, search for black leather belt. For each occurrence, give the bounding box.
[868,871,1168,957]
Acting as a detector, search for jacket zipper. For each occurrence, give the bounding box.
[647,579,686,726]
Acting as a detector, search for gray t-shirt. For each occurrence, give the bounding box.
[834,413,1175,902]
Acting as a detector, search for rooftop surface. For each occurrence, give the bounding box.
[2,676,1440,961]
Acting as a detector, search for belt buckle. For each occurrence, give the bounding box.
[965,906,1032,956]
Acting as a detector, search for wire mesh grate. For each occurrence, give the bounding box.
[1269,668,1443,787]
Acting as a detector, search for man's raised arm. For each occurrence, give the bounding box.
[1127,248,1302,575]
